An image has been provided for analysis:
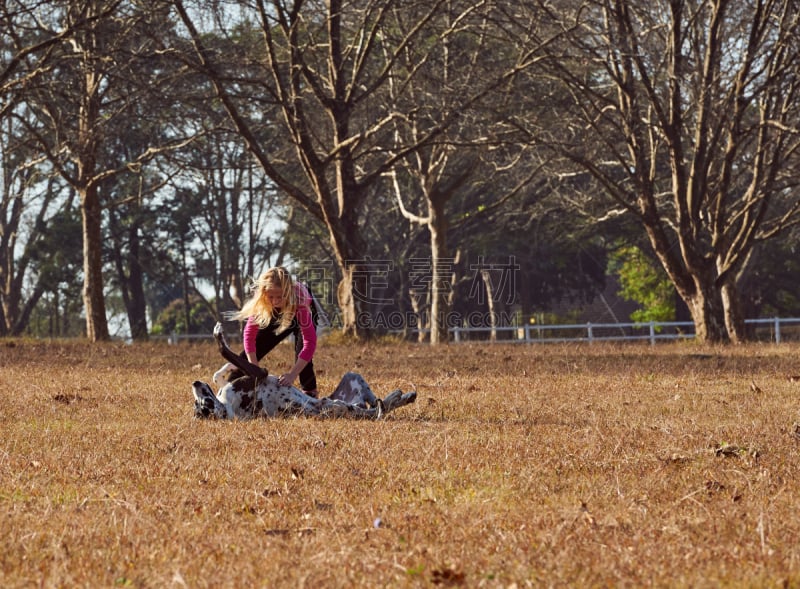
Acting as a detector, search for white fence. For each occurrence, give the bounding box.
[450,317,800,345]
[160,317,800,345]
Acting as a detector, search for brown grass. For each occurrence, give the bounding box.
[2,337,800,588]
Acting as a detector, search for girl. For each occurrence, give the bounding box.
[229,266,321,397]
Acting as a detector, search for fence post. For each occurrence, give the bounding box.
[587,323,593,343]
[649,321,655,346]
[453,327,460,343]
[775,317,781,344]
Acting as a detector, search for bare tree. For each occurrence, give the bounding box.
[533,0,800,342]
[167,0,557,337]
[13,0,195,340]
[0,1,108,116]
[161,129,285,327]
[0,2,102,336]
[383,1,562,343]
[0,111,71,336]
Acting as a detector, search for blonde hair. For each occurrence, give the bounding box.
[233,266,297,333]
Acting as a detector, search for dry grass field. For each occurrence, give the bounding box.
[2,336,800,588]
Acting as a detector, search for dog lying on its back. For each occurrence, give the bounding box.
[191,323,416,420]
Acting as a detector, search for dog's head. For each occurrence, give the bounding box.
[192,380,226,419]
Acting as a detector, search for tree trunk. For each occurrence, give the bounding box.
[80,183,110,341]
[481,268,497,342]
[336,266,357,337]
[429,200,450,345]
[721,281,746,344]
[12,283,45,337]
[110,207,147,341]
[325,193,369,338]
[681,277,728,344]
[126,223,148,341]
[180,235,191,336]
[407,288,427,342]
[644,217,731,344]
[335,260,371,339]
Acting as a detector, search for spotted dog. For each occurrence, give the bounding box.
[192,323,416,420]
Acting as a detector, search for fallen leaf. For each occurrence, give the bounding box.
[431,567,465,586]
[580,502,597,527]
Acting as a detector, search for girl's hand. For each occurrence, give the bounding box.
[278,373,294,387]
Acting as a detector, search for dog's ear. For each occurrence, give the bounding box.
[194,399,212,418]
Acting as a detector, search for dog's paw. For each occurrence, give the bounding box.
[381,389,416,413]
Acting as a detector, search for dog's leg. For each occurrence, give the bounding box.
[309,397,382,419]
[321,374,416,418]
[213,362,236,388]
[321,389,414,418]
[328,372,378,408]
[213,322,268,380]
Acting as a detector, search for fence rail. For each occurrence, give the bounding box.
[159,317,800,345]
[450,317,800,344]
[156,333,241,345]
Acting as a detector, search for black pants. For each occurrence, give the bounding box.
[234,300,319,391]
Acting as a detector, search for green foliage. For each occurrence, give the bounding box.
[740,238,800,317]
[23,208,85,337]
[26,292,85,338]
[151,296,216,336]
[609,245,675,324]
[28,209,83,292]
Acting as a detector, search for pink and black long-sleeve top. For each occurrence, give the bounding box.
[241,282,316,361]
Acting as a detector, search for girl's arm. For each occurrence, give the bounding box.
[294,304,317,361]
[281,357,309,386]
[278,304,316,386]
[243,317,260,364]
